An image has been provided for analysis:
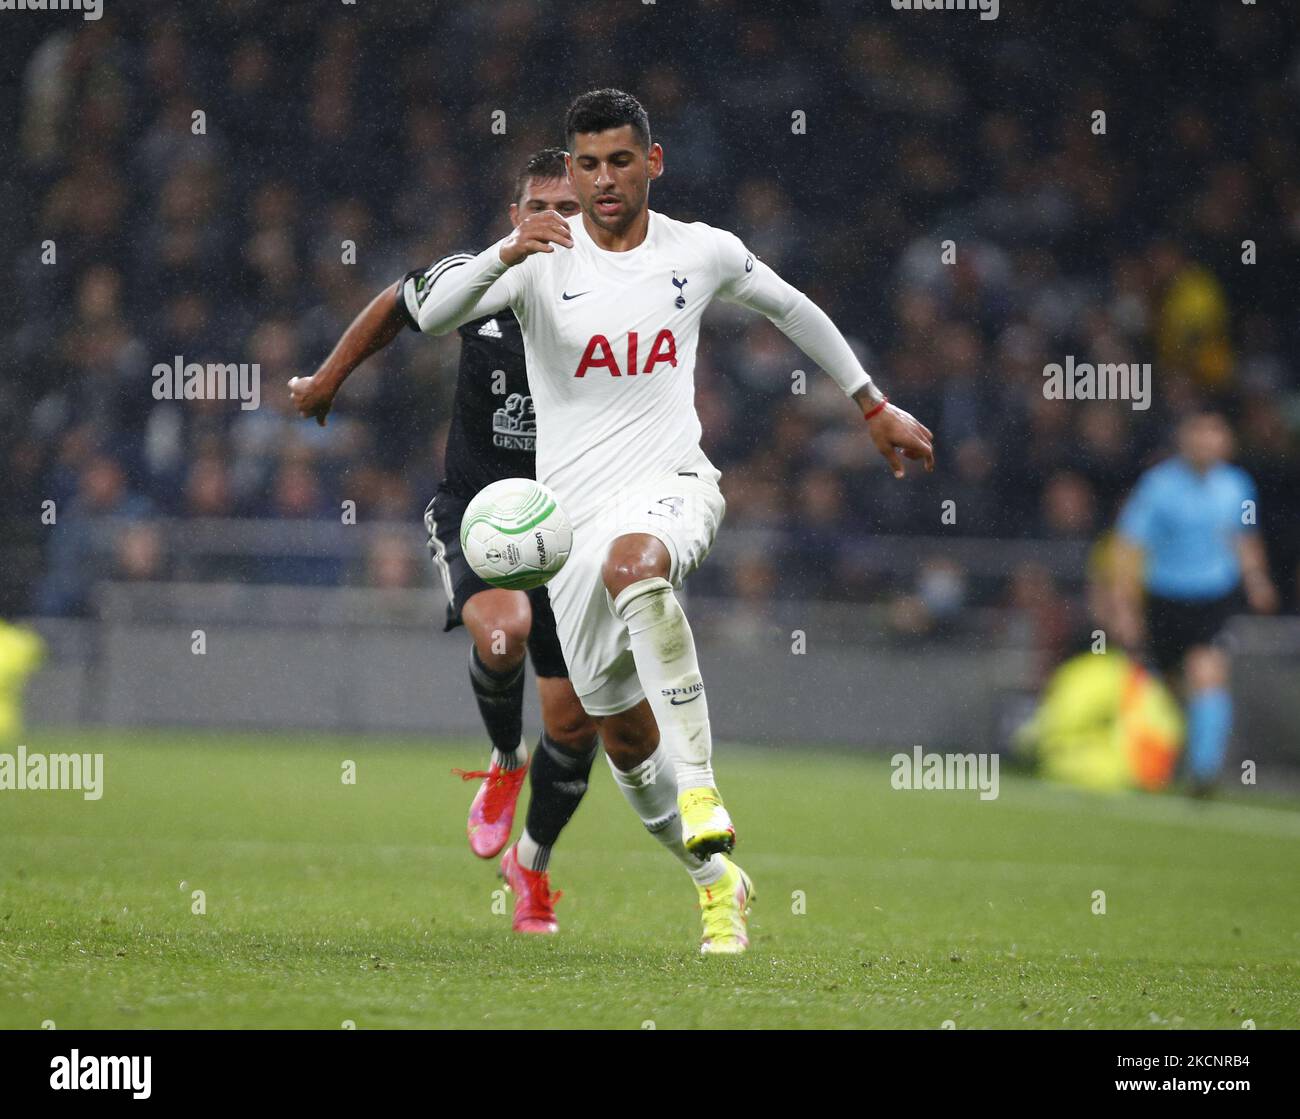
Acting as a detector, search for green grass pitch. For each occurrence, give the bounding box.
[2,729,1297,1029]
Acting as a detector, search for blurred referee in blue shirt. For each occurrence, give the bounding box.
[1113,412,1278,794]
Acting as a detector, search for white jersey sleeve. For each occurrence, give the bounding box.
[406,241,530,335]
[713,228,874,399]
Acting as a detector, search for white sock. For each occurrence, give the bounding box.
[491,738,527,771]
[606,747,724,887]
[514,830,549,873]
[613,577,716,791]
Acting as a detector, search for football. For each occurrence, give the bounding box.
[460,478,572,590]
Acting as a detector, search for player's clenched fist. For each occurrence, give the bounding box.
[865,403,935,479]
[499,210,574,266]
[288,372,337,426]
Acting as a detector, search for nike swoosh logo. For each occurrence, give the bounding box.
[561,291,590,300]
[669,693,703,706]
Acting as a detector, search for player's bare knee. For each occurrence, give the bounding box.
[471,629,527,668]
[543,706,598,750]
[603,735,654,770]
[465,595,531,661]
[1184,646,1228,692]
[537,679,597,748]
[600,705,658,769]
[602,557,657,599]
[602,537,670,599]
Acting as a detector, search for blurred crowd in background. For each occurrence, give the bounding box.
[2,0,1297,636]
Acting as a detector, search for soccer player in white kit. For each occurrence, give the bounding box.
[409,89,935,953]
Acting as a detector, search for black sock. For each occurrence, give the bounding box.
[467,646,526,763]
[520,732,598,872]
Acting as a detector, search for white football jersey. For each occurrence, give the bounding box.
[413,209,872,525]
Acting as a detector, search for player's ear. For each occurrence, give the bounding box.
[509,201,520,228]
[647,142,664,180]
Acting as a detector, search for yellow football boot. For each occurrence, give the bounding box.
[698,856,754,955]
[678,786,735,857]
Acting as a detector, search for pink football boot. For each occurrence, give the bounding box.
[499,845,561,934]
[452,755,529,858]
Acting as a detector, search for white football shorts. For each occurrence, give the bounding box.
[546,465,726,717]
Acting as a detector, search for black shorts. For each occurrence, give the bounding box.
[423,485,569,679]
[1144,589,1241,675]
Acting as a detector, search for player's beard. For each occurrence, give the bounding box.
[585,183,647,235]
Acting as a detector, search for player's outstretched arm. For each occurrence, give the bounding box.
[718,237,934,477]
[413,212,573,336]
[289,281,406,426]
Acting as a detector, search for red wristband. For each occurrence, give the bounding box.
[862,397,888,421]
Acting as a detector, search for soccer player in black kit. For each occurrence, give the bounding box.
[289,151,600,933]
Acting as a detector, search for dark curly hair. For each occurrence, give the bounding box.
[564,88,651,152]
